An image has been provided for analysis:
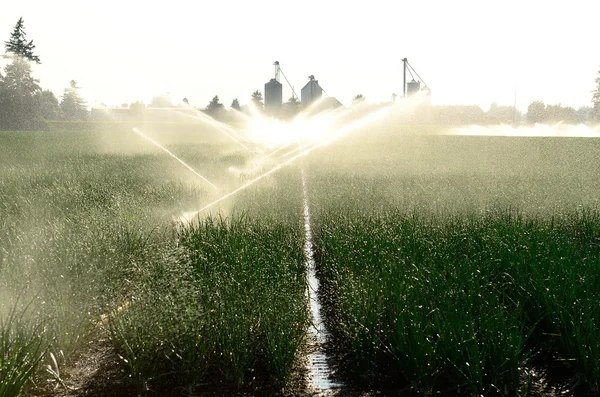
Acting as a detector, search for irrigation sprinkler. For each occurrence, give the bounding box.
[181,105,393,220]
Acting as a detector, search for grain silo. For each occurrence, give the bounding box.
[402,58,430,98]
[264,61,283,115]
[301,75,323,107]
[407,79,421,96]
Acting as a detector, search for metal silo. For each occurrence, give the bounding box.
[265,79,283,114]
[301,75,323,107]
[407,79,421,96]
[402,58,429,98]
[264,61,283,115]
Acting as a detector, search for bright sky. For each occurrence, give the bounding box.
[1,0,599,111]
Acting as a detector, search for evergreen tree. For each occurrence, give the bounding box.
[231,98,241,111]
[593,66,600,121]
[0,57,40,94]
[205,95,224,119]
[251,90,263,111]
[0,57,44,130]
[4,18,41,64]
[283,96,301,120]
[36,89,62,120]
[60,80,88,120]
[352,94,365,104]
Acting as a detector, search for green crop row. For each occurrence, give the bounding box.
[0,129,308,396]
[313,209,600,395]
[108,214,308,394]
[0,130,241,395]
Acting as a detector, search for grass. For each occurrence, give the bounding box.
[0,301,48,397]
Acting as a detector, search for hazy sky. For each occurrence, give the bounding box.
[1,0,599,111]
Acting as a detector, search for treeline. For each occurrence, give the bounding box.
[201,90,302,121]
[525,66,600,124]
[527,101,595,124]
[0,18,88,130]
[94,90,303,123]
[3,17,600,131]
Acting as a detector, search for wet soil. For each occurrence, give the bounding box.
[26,328,312,397]
[28,332,136,397]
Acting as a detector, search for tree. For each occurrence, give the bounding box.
[0,56,44,130]
[487,102,521,124]
[527,101,546,123]
[593,66,600,121]
[36,89,62,120]
[0,57,40,95]
[352,94,365,105]
[576,106,592,123]
[205,95,224,119]
[231,98,241,111]
[283,96,301,120]
[251,90,263,111]
[149,94,172,108]
[60,80,88,120]
[4,18,40,64]
[546,104,577,124]
[527,101,579,124]
[130,101,146,119]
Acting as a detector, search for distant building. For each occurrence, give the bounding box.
[301,75,323,107]
[264,78,283,116]
[407,79,421,96]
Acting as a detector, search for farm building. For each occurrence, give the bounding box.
[301,75,323,107]
[265,78,283,116]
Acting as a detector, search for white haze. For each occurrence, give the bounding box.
[0,0,599,111]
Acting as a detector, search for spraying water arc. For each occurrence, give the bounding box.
[132,128,219,190]
[180,105,393,221]
[168,109,254,152]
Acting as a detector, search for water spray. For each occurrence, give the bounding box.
[132,128,219,190]
[168,109,254,152]
[281,141,315,158]
[242,143,294,175]
[181,105,392,221]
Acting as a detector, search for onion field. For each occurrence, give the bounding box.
[1,121,600,396]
